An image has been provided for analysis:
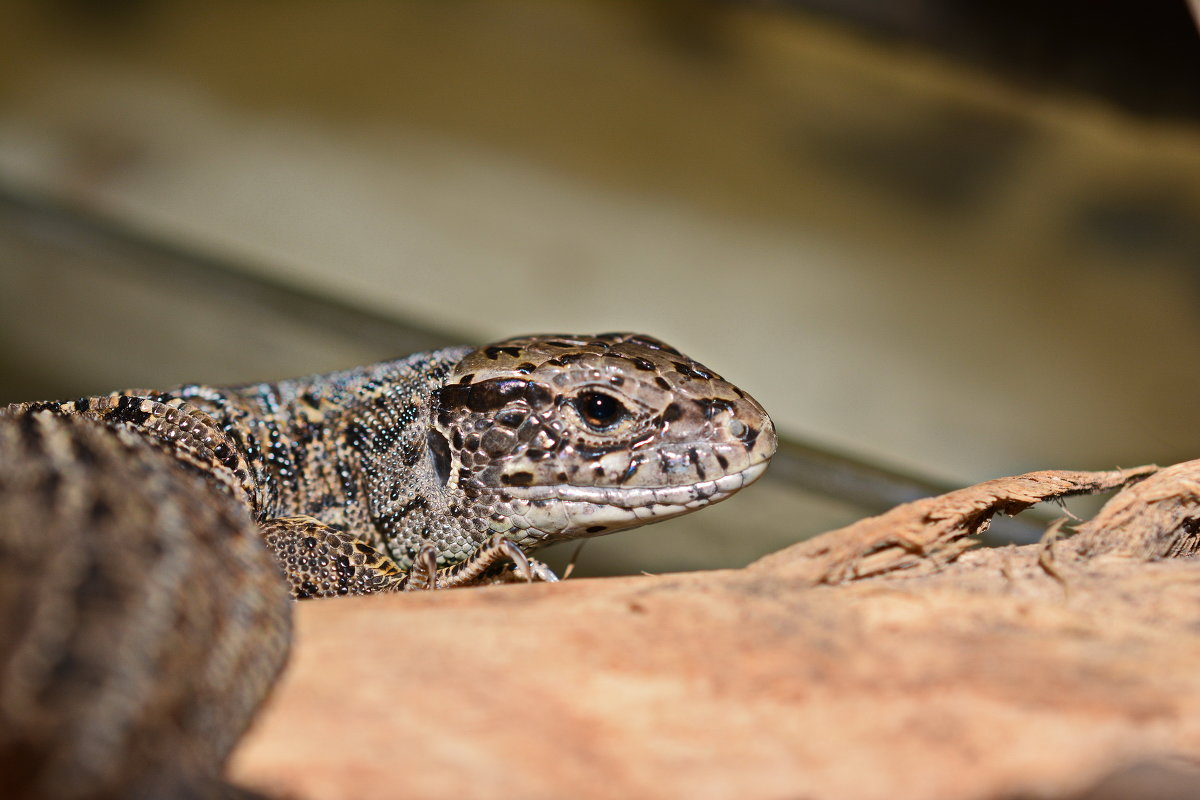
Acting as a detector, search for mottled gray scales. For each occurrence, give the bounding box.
[0,332,776,798]
[181,347,474,573]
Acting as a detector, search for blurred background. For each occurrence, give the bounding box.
[2,0,1199,576]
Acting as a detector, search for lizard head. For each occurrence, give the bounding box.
[430,333,776,546]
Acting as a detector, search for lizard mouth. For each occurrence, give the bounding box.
[503,459,769,509]
[492,459,771,542]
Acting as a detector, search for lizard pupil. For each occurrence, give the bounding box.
[577,392,624,429]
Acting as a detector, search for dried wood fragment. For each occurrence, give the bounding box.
[750,465,1157,583]
[1069,459,1200,560]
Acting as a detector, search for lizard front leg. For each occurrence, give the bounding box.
[405,534,560,590]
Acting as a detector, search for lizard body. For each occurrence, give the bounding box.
[0,332,776,798]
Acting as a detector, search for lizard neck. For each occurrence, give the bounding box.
[179,346,476,568]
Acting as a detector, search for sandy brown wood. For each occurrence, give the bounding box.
[230,461,1200,800]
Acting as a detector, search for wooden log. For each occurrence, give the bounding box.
[231,462,1200,800]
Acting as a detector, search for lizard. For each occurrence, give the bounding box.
[0,331,776,799]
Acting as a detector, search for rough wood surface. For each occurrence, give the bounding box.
[230,461,1200,800]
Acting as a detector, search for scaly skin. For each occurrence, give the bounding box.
[0,332,776,797]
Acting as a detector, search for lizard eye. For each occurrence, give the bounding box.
[574,392,627,430]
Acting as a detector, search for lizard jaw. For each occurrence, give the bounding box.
[490,460,770,543]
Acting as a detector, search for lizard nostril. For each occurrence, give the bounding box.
[727,419,748,438]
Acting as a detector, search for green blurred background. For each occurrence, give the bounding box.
[2,0,1199,576]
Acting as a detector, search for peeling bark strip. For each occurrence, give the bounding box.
[1070,459,1200,560]
[751,465,1158,584]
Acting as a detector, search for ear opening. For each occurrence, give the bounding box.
[426,428,452,487]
